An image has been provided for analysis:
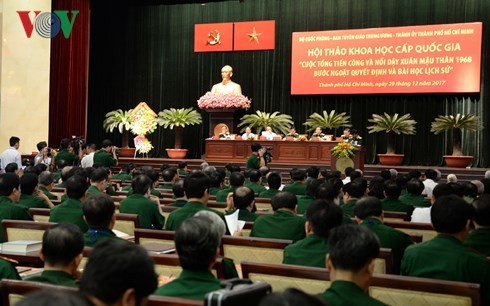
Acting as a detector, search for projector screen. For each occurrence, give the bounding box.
[291,23,482,95]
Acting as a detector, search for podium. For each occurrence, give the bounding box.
[329,146,366,174]
[205,108,236,138]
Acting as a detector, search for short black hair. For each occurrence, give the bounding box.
[101,139,112,148]
[425,169,437,180]
[229,171,245,188]
[83,194,115,229]
[384,180,401,199]
[132,174,152,195]
[42,223,84,266]
[123,163,135,174]
[316,182,340,201]
[328,224,380,272]
[66,175,88,199]
[248,169,262,183]
[79,239,157,304]
[432,183,453,199]
[431,195,475,234]
[90,168,108,183]
[406,179,424,196]
[209,171,223,188]
[349,170,362,180]
[162,167,177,182]
[344,180,364,198]
[20,173,38,195]
[0,173,20,196]
[473,194,490,226]
[251,143,262,152]
[143,168,160,183]
[172,179,185,198]
[291,169,306,182]
[233,186,255,209]
[9,136,20,147]
[408,170,422,180]
[306,199,343,239]
[60,138,71,149]
[178,161,187,169]
[267,172,282,190]
[184,171,210,198]
[344,167,354,177]
[306,179,320,197]
[354,196,383,219]
[36,141,48,151]
[306,166,319,179]
[4,163,18,173]
[448,182,464,197]
[463,182,478,199]
[271,191,297,211]
[368,176,385,199]
[380,169,392,181]
[175,216,221,271]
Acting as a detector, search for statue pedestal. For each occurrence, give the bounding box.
[205,108,236,138]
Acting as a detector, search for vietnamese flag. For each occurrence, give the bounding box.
[233,20,275,51]
[194,23,233,53]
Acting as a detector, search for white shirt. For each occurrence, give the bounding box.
[411,206,432,224]
[262,131,276,140]
[242,132,256,140]
[34,154,52,167]
[81,152,95,168]
[342,177,351,185]
[0,147,21,170]
[422,179,437,198]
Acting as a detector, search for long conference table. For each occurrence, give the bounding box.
[205,139,365,169]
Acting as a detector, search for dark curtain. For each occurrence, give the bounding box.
[86,0,489,167]
[49,0,90,148]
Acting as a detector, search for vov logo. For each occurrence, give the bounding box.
[17,11,79,39]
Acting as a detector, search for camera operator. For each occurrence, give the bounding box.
[54,138,83,166]
[34,141,53,169]
[246,143,266,170]
[93,139,118,168]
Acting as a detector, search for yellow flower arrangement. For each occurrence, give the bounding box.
[331,142,356,159]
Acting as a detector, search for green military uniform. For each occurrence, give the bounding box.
[112,172,132,182]
[165,201,223,231]
[27,270,77,286]
[178,169,188,177]
[54,149,78,166]
[286,133,299,139]
[119,194,165,230]
[93,150,117,167]
[258,188,280,199]
[84,228,120,247]
[38,186,58,200]
[283,234,328,268]
[154,270,221,300]
[0,197,33,242]
[320,280,386,306]
[245,181,266,194]
[209,187,221,196]
[381,198,415,217]
[282,182,306,196]
[126,187,163,198]
[49,198,88,232]
[464,228,490,256]
[246,154,260,170]
[86,185,102,196]
[296,195,314,215]
[157,183,173,190]
[401,234,490,305]
[250,210,306,242]
[53,171,61,183]
[221,257,239,279]
[0,259,21,280]
[216,187,234,203]
[168,199,188,207]
[18,194,50,209]
[225,209,257,222]
[106,184,116,196]
[361,218,413,274]
[399,193,431,207]
[122,185,131,192]
[341,199,358,217]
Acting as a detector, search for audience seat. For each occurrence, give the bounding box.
[2,220,54,242]
[0,279,76,306]
[28,208,50,222]
[114,213,140,236]
[221,236,292,265]
[384,220,436,241]
[135,229,176,247]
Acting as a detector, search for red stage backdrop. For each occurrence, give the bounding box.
[291,23,482,95]
[194,23,233,52]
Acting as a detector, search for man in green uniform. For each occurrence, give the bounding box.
[87,168,109,196]
[381,180,414,217]
[83,194,121,247]
[354,196,413,274]
[208,171,223,196]
[27,223,84,286]
[245,169,266,194]
[80,239,157,306]
[283,199,343,267]
[0,258,20,280]
[166,172,223,230]
[168,180,187,207]
[112,163,134,182]
[402,195,490,305]
[49,175,89,232]
[54,138,81,166]
[246,143,265,170]
[319,224,386,306]
[341,180,364,217]
[464,194,490,255]
[216,171,245,203]
[38,171,58,200]
[226,186,257,222]
[155,215,222,299]
[0,173,33,242]
[120,174,165,230]
[297,179,320,214]
[399,179,431,207]
[157,167,178,189]
[178,161,189,177]
[251,191,306,242]
[258,171,282,199]
[282,169,307,196]
[18,173,53,209]
[93,139,117,168]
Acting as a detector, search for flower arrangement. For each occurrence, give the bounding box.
[297,135,308,141]
[130,102,158,155]
[331,142,357,159]
[197,92,251,110]
[133,135,153,155]
[247,134,256,140]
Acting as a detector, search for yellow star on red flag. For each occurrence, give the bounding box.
[247,27,262,44]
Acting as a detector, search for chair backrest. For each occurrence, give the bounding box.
[0,279,77,306]
[28,208,51,222]
[221,236,292,265]
[147,295,203,306]
[2,220,55,242]
[384,220,437,242]
[161,206,180,223]
[114,213,140,236]
[383,211,409,221]
[375,248,393,274]
[151,254,225,280]
[134,228,176,246]
[241,261,480,306]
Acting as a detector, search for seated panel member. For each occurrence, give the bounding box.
[259,171,282,199]
[310,127,326,140]
[242,127,256,140]
[218,125,232,139]
[155,216,222,299]
[283,199,343,267]
[349,129,363,146]
[83,194,121,247]
[285,127,299,139]
[250,191,306,242]
[27,223,84,286]
[119,175,164,230]
[319,224,386,306]
[464,194,490,255]
[261,126,277,140]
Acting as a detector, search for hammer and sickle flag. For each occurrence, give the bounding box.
[194,23,233,52]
